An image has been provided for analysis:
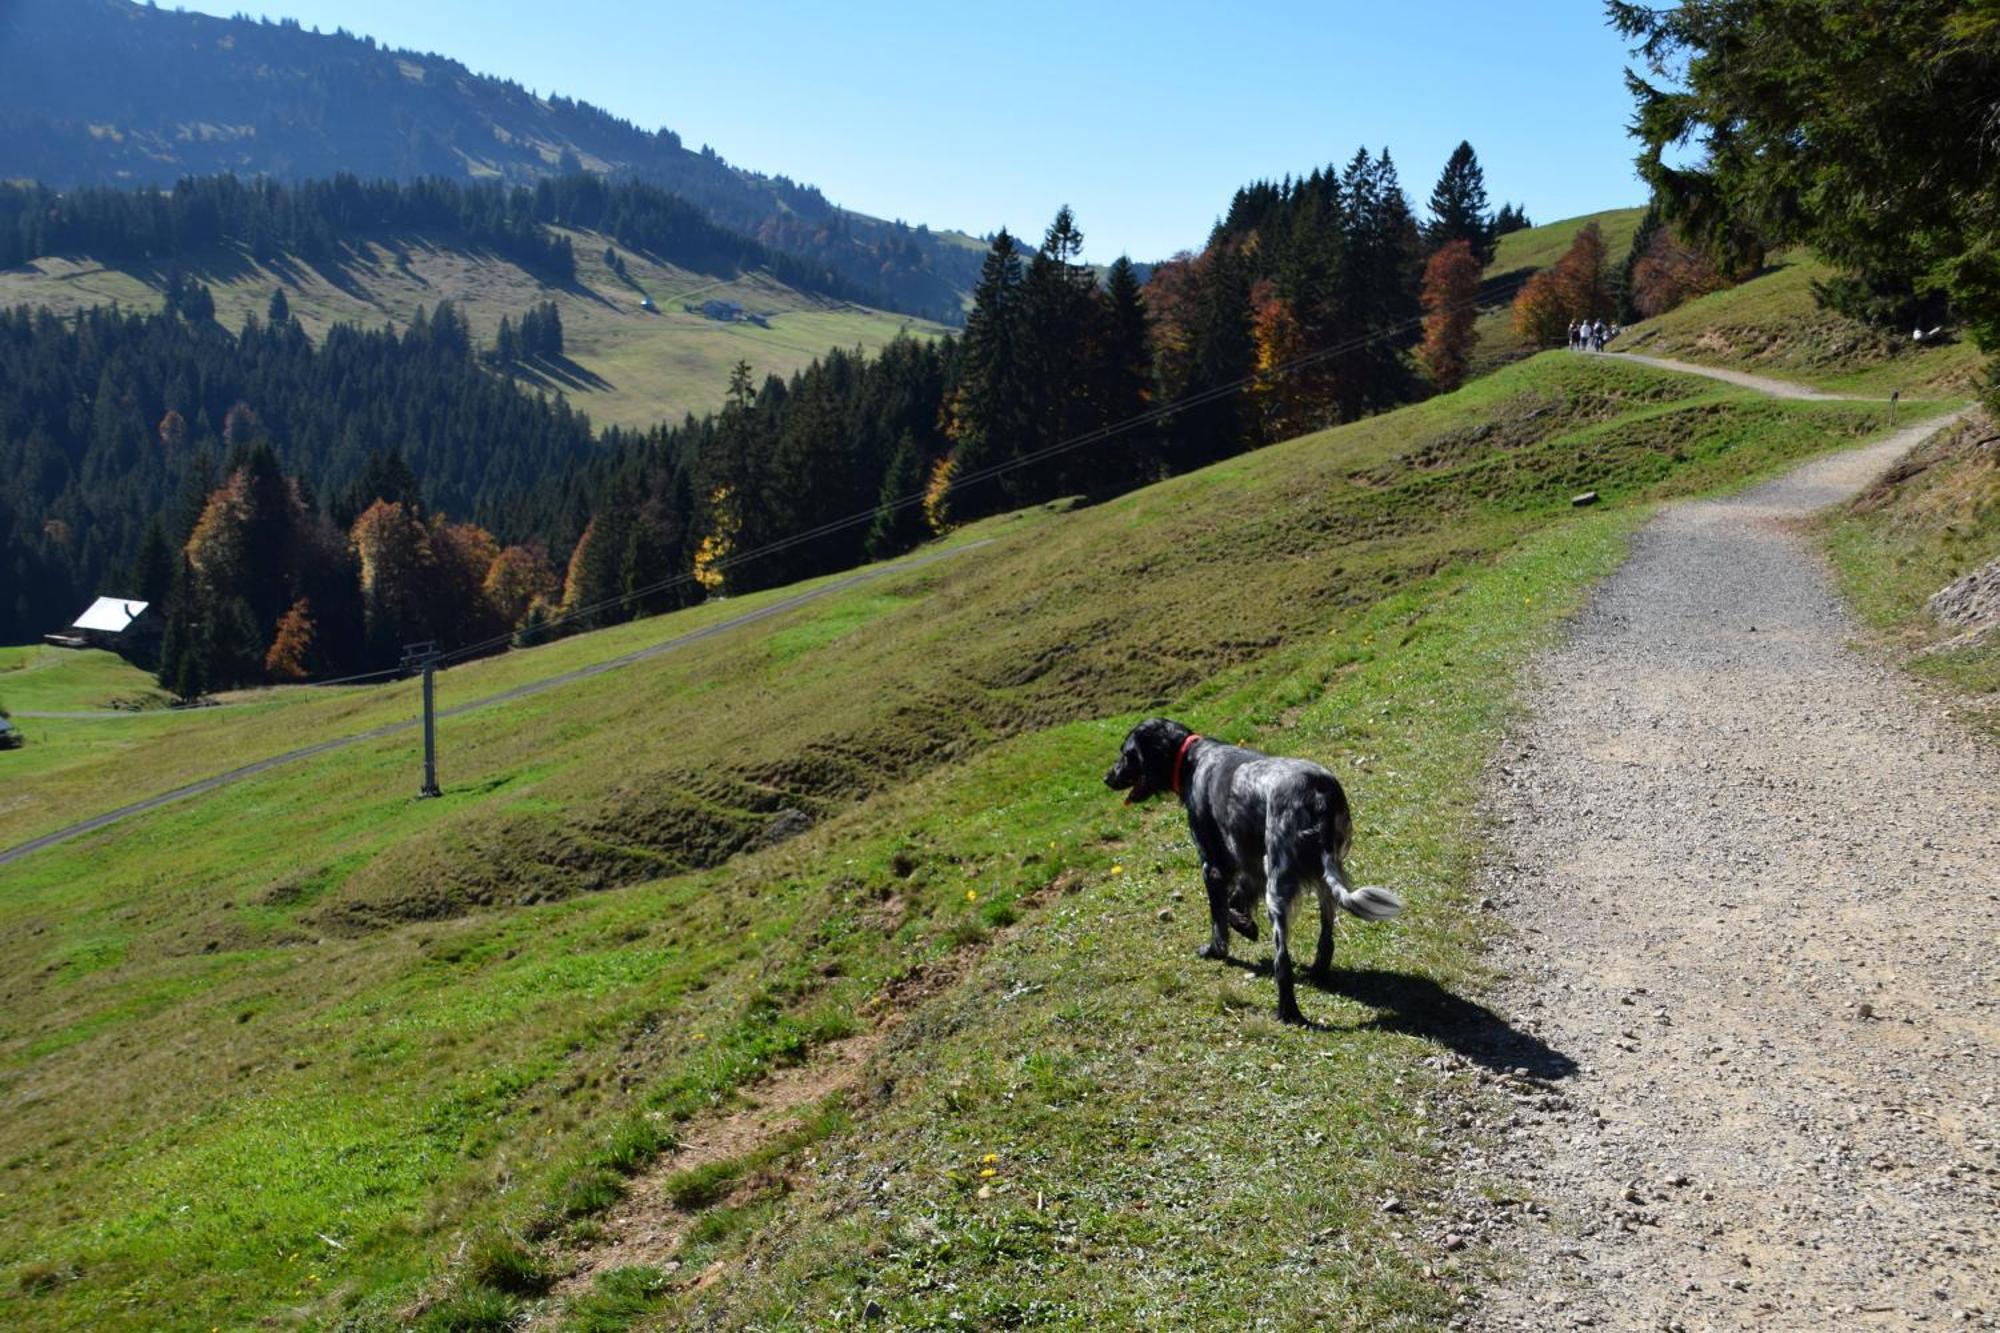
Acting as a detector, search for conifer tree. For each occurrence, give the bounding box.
[1092,256,1157,495]
[945,231,1031,519]
[621,466,697,617]
[865,431,928,559]
[129,519,174,608]
[1170,244,1255,470]
[1425,141,1495,264]
[1021,207,1102,499]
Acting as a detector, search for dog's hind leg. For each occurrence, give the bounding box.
[1265,848,1306,1026]
[1310,869,1337,982]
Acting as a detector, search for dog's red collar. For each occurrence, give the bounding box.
[1171,733,1202,797]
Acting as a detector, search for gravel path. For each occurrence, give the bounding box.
[1608,352,1858,400]
[1460,410,2000,1331]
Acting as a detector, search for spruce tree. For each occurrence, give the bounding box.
[1093,256,1156,496]
[1171,244,1255,471]
[1021,207,1102,500]
[129,519,174,608]
[865,431,927,559]
[1425,141,1495,264]
[946,231,1031,520]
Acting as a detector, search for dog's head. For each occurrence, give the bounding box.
[1104,717,1192,805]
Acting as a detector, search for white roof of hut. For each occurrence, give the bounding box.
[72,597,150,634]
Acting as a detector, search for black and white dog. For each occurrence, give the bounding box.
[1104,718,1403,1025]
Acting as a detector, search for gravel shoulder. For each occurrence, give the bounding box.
[1463,411,2000,1331]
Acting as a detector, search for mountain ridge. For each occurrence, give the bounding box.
[0,0,982,321]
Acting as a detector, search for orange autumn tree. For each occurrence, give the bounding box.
[1249,278,1315,438]
[350,498,433,656]
[1630,224,1726,318]
[483,544,559,629]
[426,516,505,647]
[263,598,315,680]
[1416,239,1481,392]
[1512,222,1614,347]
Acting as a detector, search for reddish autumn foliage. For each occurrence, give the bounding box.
[1417,239,1481,392]
[1512,223,1614,347]
[263,597,315,680]
[1630,225,1726,318]
[483,544,559,628]
[157,409,188,453]
[1250,277,1315,438]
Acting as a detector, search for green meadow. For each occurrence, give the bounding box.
[0,340,1917,1328]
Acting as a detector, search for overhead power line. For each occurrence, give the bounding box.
[436,266,1537,667]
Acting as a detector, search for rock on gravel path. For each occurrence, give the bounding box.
[1464,412,2000,1332]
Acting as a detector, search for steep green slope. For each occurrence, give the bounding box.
[1616,252,1985,398]
[0,235,949,432]
[0,355,1906,1329]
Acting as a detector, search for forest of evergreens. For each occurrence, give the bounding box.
[0,173,883,307]
[2,142,1584,698]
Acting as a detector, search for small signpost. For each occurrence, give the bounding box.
[401,641,442,798]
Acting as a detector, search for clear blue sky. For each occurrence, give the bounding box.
[174,0,1648,262]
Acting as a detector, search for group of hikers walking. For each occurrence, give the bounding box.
[1569,317,1614,352]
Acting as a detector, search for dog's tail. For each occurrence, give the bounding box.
[1321,848,1404,921]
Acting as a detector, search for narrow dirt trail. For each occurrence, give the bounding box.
[1464,406,2000,1331]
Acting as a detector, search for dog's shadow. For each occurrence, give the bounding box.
[1224,959,1578,1079]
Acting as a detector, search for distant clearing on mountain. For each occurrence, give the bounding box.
[0,0,983,320]
[0,229,949,432]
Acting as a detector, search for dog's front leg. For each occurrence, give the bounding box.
[1197,862,1232,960]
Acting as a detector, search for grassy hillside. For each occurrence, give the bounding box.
[1824,409,2000,736]
[1466,207,1648,379]
[1,1,985,319]
[1615,251,1986,398]
[0,234,949,431]
[0,355,1919,1329]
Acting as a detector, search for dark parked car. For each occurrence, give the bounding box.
[0,715,21,750]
